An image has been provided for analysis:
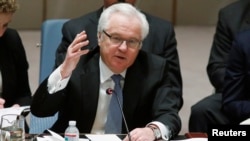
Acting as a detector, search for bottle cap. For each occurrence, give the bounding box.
[69,120,76,126]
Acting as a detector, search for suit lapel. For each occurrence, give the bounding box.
[79,52,100,129]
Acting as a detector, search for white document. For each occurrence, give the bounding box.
[171,138,207,141]
[86,134,122,141]
[37,136,62,141]
[0,106,30,122]
[36,130,89,141]
[47,130,64,141]
[36,130,207,141]
[240,118,250,125]
[0,105,30,115]
[37,130,208,141]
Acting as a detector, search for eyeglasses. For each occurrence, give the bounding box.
[102,30,141,49]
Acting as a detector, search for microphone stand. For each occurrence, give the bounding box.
[113,91,132,141]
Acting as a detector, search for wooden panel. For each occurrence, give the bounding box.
[176,0,237,25]
[10,0,43,30]
[45,0,103,19]
[8,0,240,29]
[137,0,173,23]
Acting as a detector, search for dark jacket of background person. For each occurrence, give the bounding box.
[55,7,183,110]
[189,0,250,132]
[223,29,250,123]
[207,0,250,93]
[0,28,32,107]
[31,48,182,137]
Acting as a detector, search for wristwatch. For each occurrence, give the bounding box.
[148,125,162,140]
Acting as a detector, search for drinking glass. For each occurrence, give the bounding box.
[0,114,25,141]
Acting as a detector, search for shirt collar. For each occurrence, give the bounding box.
[99,57,126,83]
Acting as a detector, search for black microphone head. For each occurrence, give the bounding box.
[118,0,125,2]
[106,88,113,95]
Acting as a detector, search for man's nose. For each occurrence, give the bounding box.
[118,41,128,50]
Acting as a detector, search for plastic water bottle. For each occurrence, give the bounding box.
[64,120,79,141]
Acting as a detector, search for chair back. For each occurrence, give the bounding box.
[39,19,69,83]
[29,19,69,134]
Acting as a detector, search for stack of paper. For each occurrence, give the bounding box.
[0,106,30,123]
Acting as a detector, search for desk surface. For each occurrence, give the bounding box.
[26,133,187,141]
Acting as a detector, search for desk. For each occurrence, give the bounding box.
[25,133,187,141]
[110,134,186,140]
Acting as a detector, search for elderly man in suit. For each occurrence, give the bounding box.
[31,3,181,141]
[189,0,250,132]
[56,0,183,109]
[30,0,183,135]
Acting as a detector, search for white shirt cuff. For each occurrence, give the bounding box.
[147,121,171,141]
[47,65,70,94]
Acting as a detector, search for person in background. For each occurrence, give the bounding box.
[31,3,181,141]
[189,0,250,132]
[222,29,250,125]
[0,0,32,132]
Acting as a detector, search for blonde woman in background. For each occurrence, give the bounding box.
[0,0,32,132]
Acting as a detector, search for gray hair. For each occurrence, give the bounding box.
[97,3,149,40]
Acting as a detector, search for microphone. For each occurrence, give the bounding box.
[106,88,131,141]
[106,88,113,95]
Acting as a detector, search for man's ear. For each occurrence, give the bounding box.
[97,32,102,42]
[97,32,102,46]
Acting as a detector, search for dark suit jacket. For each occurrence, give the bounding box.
[0,28,32,107]
[31,48,182,137]
[207,0,250,93]
[55,7,183,109]
[223,29,250,123]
